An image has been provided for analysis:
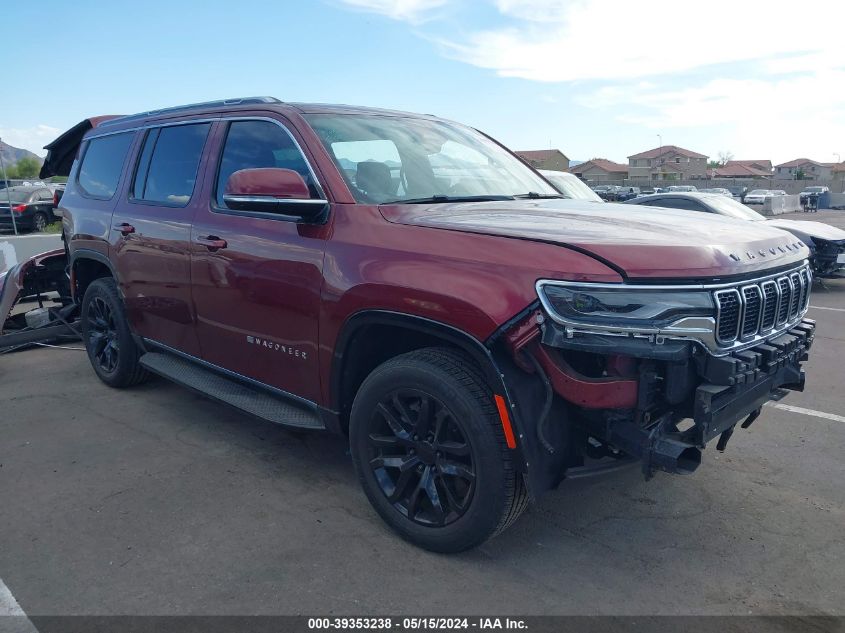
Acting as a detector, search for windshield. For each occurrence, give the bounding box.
[748,190,769,195]
[2,189,33,203]
[805,187,826,193]
[705,195,766,221]
[305,114,558,204]
[540,171,603,202]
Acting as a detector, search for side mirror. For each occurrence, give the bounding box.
[223,168,327,220]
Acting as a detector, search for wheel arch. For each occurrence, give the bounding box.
[331,311,510,423]
[70,249,117,302]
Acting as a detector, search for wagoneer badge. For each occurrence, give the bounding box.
[246,335,307,360]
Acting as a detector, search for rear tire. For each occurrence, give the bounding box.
[32,212,47,233]
[349,348,528,553]
[81,278,149,388]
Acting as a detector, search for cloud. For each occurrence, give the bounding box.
[335,0,447,22]
[441,0,845,82]
[0,124,61,158]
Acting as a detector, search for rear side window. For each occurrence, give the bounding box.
[215,120,318,208]
[133,123,211,207]
[648,198,708,212]
[78,133,134,199]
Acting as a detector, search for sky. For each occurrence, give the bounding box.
[2,0,844,165]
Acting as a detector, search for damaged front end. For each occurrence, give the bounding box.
[0,250,78,351]
[491,262,816,494]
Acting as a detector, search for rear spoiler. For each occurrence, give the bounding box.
[39,115,122,179]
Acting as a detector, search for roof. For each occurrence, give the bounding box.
[571,158,627,174]
[713,164,772,178]
[832,162,845,173]
[515,149,569,162]
[628,145,707,160]
[725,159,772,171]
[775,158,822,168]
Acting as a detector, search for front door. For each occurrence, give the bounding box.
[190,117,329,403]
[110,120,214,356]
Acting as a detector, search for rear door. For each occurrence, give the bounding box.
[110,120,214,356]
[189,116,330,402]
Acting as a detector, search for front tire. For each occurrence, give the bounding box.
[349,348,528,553]
[81,278,149,388]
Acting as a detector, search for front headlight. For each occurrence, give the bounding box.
[537,282,714,329]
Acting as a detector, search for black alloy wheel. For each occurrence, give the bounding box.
[86,296,120,374]
[81,278,149,388]
[350,348,529,553]
[367,389,476,527]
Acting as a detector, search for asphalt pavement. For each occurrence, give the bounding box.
[0,222,843,619]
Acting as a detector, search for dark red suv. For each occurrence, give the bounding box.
[37,97,815,551]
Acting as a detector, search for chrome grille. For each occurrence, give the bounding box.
[715,265,810,345]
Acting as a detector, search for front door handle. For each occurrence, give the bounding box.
[113,223,135,235]
[195,235,227,250]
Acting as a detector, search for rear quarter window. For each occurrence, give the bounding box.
[77,132,134,199]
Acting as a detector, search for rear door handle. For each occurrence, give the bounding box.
[195,235,227,250]
[113,223,135,235]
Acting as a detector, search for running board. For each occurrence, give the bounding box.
[139,352,324,430]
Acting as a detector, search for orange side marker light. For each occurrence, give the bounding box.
[494,394,517,449]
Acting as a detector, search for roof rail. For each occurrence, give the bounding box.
[98,96,282,127]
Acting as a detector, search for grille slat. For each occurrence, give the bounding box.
[777,277,791,325]
[741,286,762,338]
[761,281,778,331]
[715,266,810,346]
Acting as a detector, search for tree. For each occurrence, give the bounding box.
[718,151,734,166]
[795,168,806,180]
[13,156,40,178]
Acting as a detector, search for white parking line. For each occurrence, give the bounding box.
[0,577,37,632]
[767,402,845,424]
[809,305,845,313]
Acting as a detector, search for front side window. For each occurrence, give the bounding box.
[78,132,134,199]
[133,123,211,207]
[305,113,558,204]
[215,120,319,208]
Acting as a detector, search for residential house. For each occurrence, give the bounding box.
[569,158,628,182]
[774,159,837,180]
[725,159,772,173]
[712,161,772,179]
[515,149,569,172]
[628,145,708,181]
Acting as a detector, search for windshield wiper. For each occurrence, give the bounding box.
[382,194,517,204]
[514,192,564,199]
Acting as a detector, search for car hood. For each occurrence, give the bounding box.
[379,199,809,279]
[764,219,845,243]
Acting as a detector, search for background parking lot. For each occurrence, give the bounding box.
[1,213,844,618]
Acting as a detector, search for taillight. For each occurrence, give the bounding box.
[53,192,59,206]
[12,204,26,213]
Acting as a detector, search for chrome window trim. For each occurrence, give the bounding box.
[87,115,327,203]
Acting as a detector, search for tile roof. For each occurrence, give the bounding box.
[713,164,772,178]
[726,159,772,172]
[571,158,628,174]
[628,145,707,160]
[775,158,822,168]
